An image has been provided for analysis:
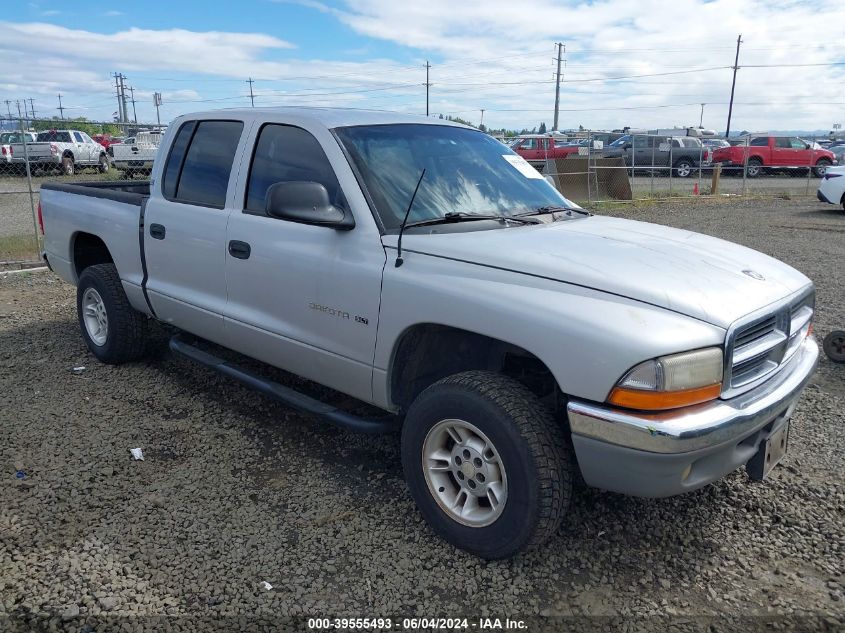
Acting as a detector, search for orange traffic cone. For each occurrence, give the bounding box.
[693,183,699,195]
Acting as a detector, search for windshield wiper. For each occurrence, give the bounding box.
[404,211,534,229]
[514,205,590,219]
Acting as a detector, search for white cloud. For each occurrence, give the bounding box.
[1,2,843,131]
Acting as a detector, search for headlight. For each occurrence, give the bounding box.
[608,347,723,410]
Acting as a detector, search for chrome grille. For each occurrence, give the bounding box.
[724,289,814,397]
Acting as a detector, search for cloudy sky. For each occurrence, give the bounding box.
[1,0,843,133]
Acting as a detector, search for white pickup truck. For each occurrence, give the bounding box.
[0,130,36,168]
[112,130,163,177]
[39,108,818,559]
[11,129,109,175]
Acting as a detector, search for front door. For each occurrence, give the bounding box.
[223,122,385,403]
[143,118,247,344]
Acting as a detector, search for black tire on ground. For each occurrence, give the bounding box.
[674,159,693,178]
[813,159,832,178]
[61,156,74,176]
[745,158,762,178]
[401,370,572,559]
[76,263,149,364]
[823,330,845,363]
[98,154,109,173]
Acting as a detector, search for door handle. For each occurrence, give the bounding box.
[149,223,166,240]
[228,240,251,259]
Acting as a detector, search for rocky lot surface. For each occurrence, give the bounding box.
[0,197,842,632]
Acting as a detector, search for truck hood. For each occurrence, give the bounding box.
[392,216,811,328]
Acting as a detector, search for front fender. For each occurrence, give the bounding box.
[372,250,726,409]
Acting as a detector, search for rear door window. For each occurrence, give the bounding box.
[162,120,244,208]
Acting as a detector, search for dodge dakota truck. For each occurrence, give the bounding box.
[11,129,109,175]
[39,108,818,559]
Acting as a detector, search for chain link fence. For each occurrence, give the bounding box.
[0,118,836,268]
[522,130,834,204]
[0,117,163,269]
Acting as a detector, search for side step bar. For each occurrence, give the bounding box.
[169,335,398,435]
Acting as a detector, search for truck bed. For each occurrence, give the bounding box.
[40,180,153,315]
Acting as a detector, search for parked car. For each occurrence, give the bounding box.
[702,138,730,154]
[39,108,818,559]
[712,136,836,178]
[826,143,845,165]
[510,134,581,168]
[600,135,710,177]
[92,134,119,150]
[0,131,36,167]
[816,165,845,211]
[10,129,109,175]
[112,131,163,177]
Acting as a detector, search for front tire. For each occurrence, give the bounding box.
[813,159,831,178]
[823,331,845,363]
[76,263,149,364]
[401,370,572,559]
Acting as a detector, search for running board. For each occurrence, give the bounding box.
[169,335,397,435]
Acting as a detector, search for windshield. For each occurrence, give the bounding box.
[608,135,629,147]
[335,124,576,230]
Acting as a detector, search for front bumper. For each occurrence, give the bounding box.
[817,189,833,204]
[567,337,818,497]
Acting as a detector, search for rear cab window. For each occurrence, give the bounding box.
[162,120,244,209]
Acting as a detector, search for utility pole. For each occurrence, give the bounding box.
[153,92,162,127]
[119,74,129,124]
[246,78,255,107]
[21,99,29,119]
[699,103,705,128]
[424,61,431,116]
[553,42,564,132]
[114,73,124,122]
[28,98,35,120]
[57,94,65,120]
[725,34,742,139]
[480,108,485,129]
[4,100,11,119]
[16,100,23,119]
[128,86,138,124]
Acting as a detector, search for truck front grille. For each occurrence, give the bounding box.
[724,289,814,396]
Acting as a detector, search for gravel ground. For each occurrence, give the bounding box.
[0,197,843,632]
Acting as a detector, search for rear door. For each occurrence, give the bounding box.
[771,137,792,166]
[143,118,248,344]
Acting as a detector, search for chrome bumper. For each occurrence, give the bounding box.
[567,337,819,455]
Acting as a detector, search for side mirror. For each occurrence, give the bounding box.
[265,181,354,230]
[805,143,811,150]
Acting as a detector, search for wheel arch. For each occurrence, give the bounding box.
[62,150,74,160]
[387,323,561,411]
[71,231,114,280]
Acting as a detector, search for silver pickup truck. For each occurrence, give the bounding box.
[39,108,818,559]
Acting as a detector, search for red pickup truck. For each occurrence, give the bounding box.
[510,135,582,168]
[712,135,835,178]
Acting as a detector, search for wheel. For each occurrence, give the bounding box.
[813,159,832,178]
[673,159,693,178]
[401,370,572,559]
[76,263,149,364]
[61,156,74,176]
[745,158,762,178]
[823,331,845,363]
[98,154,109,173]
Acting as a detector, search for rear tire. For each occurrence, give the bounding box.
[61,156,74,176]
[745,158,762,178]
[76,263,149,364]
[98,154,109,173]
[401,370,572,559]
[673,159,693,178]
